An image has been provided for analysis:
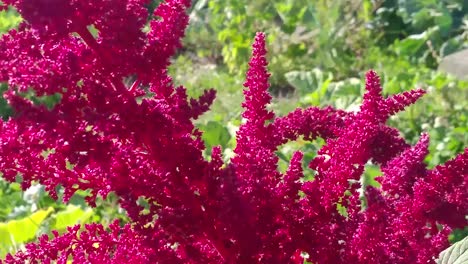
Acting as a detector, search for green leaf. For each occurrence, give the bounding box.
[0,9,22,33]
[285,71,316,94]
[0,223,11,248]
[363,165,382,188]
[393,33,427,56]
[6,207,54,243]
[437,235,468,264]
[200,121,231,150]
[0,207,54,257]
[434,9,453,36]
[52,205,93,231]
[285,69,333,96]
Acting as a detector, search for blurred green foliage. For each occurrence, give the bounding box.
[0,7,21,34]
[185,0,467,85]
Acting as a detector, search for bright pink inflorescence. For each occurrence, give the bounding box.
[0,1,466,263]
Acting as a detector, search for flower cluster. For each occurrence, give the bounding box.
[0,0,466,263]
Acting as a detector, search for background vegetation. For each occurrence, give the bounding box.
[0,0,467,258]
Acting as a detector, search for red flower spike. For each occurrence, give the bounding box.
[0,1,466,263]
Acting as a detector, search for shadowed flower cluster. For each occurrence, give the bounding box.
[0,1,466,263]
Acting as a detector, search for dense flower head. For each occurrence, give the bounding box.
[3,221,156,264]
[0,1,466,263]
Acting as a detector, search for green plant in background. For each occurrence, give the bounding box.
[183,0,467,90]
[371,0,468,67]
[199,0,373,91]
[0,206,53,257]
[0,7,21,33]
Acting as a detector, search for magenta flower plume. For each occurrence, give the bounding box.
[0,1,466,263]
[240,32,274,125]
[233,32,277,196]
[345,133,466,264]
[416,148,468,227]
[307,70,425,212]
[380,133,430,198]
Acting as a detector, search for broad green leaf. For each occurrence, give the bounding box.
[285,69,333,95]
[393,33,427,57]
[6,207,53,243]
[0,9,22,33]
[0,223,12,258]
[53,205,93,231]
[0,223,10,247]
[0,207,54,257]
[437,235,468,264]
[285,71,315,94]
[201,121,231,149]
[434,9,453,36]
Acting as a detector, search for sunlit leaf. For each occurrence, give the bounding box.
[437,235,468,264]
